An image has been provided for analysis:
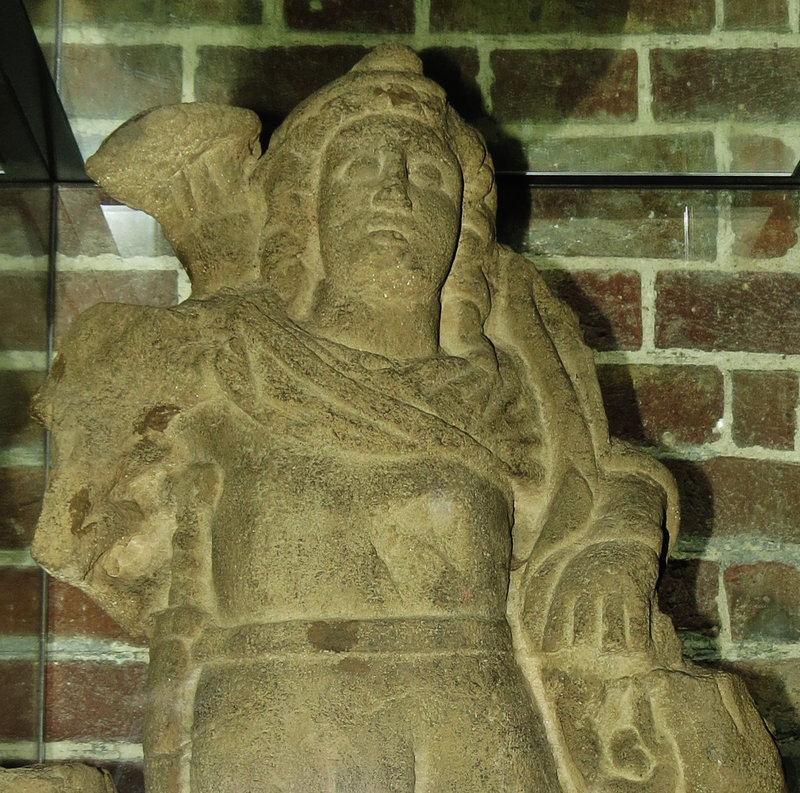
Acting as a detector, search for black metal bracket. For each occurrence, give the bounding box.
[0,0,86,182]
[495,167,800,191]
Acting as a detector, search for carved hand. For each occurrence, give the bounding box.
[541,541,660,656]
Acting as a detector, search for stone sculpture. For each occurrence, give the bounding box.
[31,45,786,793]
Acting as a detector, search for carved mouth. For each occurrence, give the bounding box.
[367,228,409,244]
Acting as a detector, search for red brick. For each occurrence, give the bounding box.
[0,467,45,549]
[508,189,717,261]
[195,46,368,131]
[0,273,48,351]
[491,49,637,123]
[724,562,800,642]
[61,45,182,119]
[597,364,723,445]
[724,0,789,30]
[663,457,800,543]
[285,0,413,32]
[45,662,148,741]
[0,568,42,635]
[658,558,720,635]
[732,191,799,259]
[730,135,798,174]
[732,370,797,450]
[517,132,715,173]
[655,271,800,353]
[0,187,50,257]
[431,0,713,33]
[540,270,641,351]
[48,580,146,645]
[652,49,800,122]
[0,661,37,740]
[0,370,46,448]
[54,270,179,347]
[723,660,800,739]
[61,0,261,23]
[419,48,482,123]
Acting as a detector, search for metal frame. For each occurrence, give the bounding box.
[0,0,85,183]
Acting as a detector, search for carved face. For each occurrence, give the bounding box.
[317,115,463,298]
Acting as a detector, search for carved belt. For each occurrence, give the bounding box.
[185,616,513,661]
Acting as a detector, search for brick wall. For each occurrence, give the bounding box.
[3,1,799,791]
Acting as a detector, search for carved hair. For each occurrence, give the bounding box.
[256,44,500,364]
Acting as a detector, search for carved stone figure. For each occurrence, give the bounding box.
[31,45,786,793]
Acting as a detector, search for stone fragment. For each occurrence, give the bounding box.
[0,764,117,793]
[30,44,786,793]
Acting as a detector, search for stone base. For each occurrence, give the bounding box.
[0,763,117,793]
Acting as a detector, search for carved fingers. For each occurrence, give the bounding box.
[541,541,659,656]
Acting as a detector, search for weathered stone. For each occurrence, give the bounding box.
[726,660,800,740]
[30,44,786,793]
[732,370,797,450]
[0,763,117,793]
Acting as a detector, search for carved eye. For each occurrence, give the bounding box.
[406,157,443,188]
[342,155,380,182]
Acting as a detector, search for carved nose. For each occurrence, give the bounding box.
[372,161,412,210]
